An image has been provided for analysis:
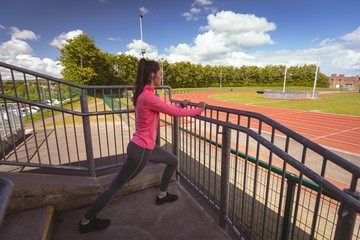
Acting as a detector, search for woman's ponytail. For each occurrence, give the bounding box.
[132,58,160,106]
[133,58,147,106]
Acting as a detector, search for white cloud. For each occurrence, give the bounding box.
[319,38,336,47]
[9,27,39,41]
[166,10,360,76]
[167,11,276,65]
[183,0,217,21]
[0,27,67,77]
[207,12,276,33]
[50,29,83,49]
[107,36,120,41]
[242,31,360,76]
[193,0,213,6]
[120,39,159,60]
[0,25,5,30]
[342,26,360,43]
[139,7,149,15]
[183,7,202,21]
[311,37,319,44]
[0,38,34,59]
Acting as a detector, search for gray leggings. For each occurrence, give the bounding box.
[84,141,178,220]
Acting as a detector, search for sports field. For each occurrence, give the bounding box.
[172,87,359,116]
[210,90,360,116]
[172,89,360,155]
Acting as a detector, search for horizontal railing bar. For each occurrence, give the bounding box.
[0,160,89,171]
[224,215,243,240]
[0,94,135,116]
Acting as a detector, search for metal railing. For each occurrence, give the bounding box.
[0,62,142,176]
[0,62,359,239]
[169,102,360,239]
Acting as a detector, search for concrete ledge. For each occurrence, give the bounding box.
[0,163,166,214]
[0,205,55,240]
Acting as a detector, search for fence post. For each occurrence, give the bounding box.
[156,121,161,146]
[172,116,180,182]
[156,93,161,146]
[281,177,296,240]
[80,95,96,177]
[219,126,231,230]
[172,116,179,157]
[334,188,360,240]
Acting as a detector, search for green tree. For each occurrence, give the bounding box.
[58,34,115,85]
[111,54,138,85]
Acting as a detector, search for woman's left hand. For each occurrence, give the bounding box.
[183,99,191,108]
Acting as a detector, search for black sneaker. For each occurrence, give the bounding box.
[155,192,178,205]
[79,218,111,234]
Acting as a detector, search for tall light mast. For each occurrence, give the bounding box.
[312,58,319,99]
[139,11,145,57]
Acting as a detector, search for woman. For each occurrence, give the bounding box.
[79,58,206,233]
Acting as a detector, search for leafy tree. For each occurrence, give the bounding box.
[55,32,331,89]
[58,34,115,85]
[111,54,138,85]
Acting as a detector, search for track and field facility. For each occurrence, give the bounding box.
[172,90,360,156]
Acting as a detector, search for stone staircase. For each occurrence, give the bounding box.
[0,163,233,239]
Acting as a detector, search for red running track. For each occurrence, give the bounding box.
[173,91,360,156]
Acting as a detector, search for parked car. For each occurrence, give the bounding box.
[42,99,60,106]
[21,107,37,116]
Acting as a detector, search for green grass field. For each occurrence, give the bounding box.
[209,90,360,116]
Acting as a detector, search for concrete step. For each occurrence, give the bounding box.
[0,163,165,239]
[0,205,55,240]
[0,162,165,214]
[51,182,231,240]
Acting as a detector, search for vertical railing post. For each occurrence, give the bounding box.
[156,93,160,146]
[334,183,360,240]
[80,95,96,177]
[219,126,231,230]
[172,116,179,181]
[156,122,161,146]
[172,116,179,157]
[281,177,296,240]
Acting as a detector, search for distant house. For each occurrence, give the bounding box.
[329,74,359,90]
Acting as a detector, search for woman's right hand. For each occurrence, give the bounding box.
[198,102,207,110]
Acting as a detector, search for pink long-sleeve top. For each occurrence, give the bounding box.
[131,85,203,149]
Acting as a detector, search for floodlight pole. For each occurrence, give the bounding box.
[283,65,287,93]
[161,58,164,86]
[312,58,319,99]
[139,11,145,57]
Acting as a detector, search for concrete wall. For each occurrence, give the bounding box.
[0,163,165,214]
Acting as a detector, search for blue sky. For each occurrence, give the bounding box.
[1,0,359,78]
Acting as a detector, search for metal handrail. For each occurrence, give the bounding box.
[175,100,360,178]
[196,114,360,213]
[0,93,134,117]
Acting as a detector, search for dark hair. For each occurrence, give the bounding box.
[132,58,160,106]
